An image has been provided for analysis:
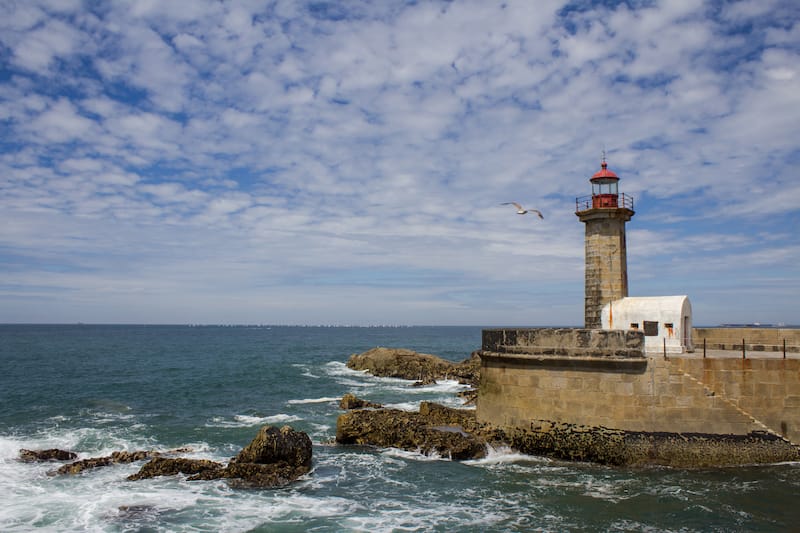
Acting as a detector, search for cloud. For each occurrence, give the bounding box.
[0,0,798,325]
[25,98,96,143]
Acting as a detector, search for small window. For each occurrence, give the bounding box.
[630,323,639,330]
[643,321,659,336]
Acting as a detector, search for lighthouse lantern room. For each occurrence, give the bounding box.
[591,161,620,208]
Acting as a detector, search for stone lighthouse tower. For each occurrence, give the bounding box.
[575,158,635,328]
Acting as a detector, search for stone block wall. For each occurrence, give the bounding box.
[577,208,633,328]
[482,328,644,358]
[673,357,800,442]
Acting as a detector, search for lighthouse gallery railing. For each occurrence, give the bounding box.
[575,193,634,212]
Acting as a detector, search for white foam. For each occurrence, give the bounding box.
[464,445,550,467]
[339,498,508,532]
[310,424,332,438]
[380,447,447,462]
[0,435,27,461]
[3,432,377,532]
[334,378,377,388]
[3,425,152,462]
[385,379,471,394]
[206,414,301,428]
[383,401,421,412]
[292,363,320,379]
[583,482,635,503]
[323,361,367,377]
[287,397,340,405]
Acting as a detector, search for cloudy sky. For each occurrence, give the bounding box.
[1,0,798,326]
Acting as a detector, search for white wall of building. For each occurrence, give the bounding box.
[601,296,693,353]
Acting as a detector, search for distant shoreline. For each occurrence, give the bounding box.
[1,323,799,329]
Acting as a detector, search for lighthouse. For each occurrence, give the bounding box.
[575,158,635,328]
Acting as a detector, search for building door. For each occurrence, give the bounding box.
[682,316,690,348]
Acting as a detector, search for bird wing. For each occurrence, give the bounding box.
[532,209,544,219]
[501,202,522,210]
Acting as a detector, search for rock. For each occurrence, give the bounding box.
[126,457,223,481]
[487,420,800,467]
[56,450,157,475]
[346,348,481,406]
[232,425,312,469]
[57,456,113,475]
[125,425,314,488]
[457,388,478,406]
[418,402,482,433]
[19,449,77,462]
[198,462,311,489]
[44,426,313,488]
[452,350,482,388]
[347,347,453,382]
[110,450,153,463]
[52,448,193,475]
[347,347,482,384]
[339,393,382,410]
[336,402,487,460]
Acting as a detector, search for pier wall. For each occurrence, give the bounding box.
[477,328,800,459]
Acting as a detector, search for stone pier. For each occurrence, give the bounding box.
[476,328,800,466]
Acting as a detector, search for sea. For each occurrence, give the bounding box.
[1,324,798,532]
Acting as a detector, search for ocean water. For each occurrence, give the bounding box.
[1,324,798,532]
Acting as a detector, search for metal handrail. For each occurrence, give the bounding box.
[575,193,634,212]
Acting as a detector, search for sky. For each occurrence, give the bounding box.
[1,0,798,326]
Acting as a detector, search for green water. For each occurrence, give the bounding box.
[1,324,798,531]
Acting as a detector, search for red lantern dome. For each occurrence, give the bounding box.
[591,161,619,181]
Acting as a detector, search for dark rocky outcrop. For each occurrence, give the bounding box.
[337,401,800,467]
[451,350,482,388]
[128,425,312,488]
[19,448,77,462]
[231,425,312,469]
[126,457,222,481]
[347,347,481,388]
[336,401,487,460]
[339,393,382,410]
[487,420,800,468]
[56,450,156,475]
[190,462,312,489]
[37,426,312,488]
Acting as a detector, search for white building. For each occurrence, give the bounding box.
[601,295,694,354]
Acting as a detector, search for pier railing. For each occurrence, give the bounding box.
[698,337,798,358]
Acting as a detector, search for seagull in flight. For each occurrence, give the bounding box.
[501,202,543,219]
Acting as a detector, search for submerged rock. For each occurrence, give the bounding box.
[336,401,487,460]
[49,448,194,476]
[19,449,77,463]
[126,457,222,481]
[56,450,155,475]
[339,393,382,410]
